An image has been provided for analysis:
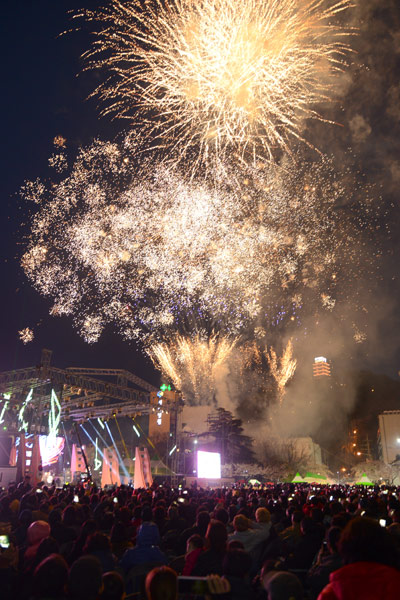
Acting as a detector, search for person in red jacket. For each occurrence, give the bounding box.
[182,534,204,575]
[318,517,400,600]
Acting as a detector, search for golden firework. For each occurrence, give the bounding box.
[79,0,354,168]
[267,338,297,403]
[148,332,237,405]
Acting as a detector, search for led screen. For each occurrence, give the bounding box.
[39,435,65,466]
[197,450,221,479]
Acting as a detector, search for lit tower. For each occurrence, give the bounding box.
[313,356,331,377]
[149,384,178,438]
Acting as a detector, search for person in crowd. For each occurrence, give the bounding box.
[101,571,125,600]
[32,553,68,599]
[284,517,324,571]
[192,520,227,576]
[110,522,133,559]
[317,517,400,600]
[307,526,343,600]
[229,513,272,554]
[68,555,104,600]
[280,510,303,551]
[13,509,33,547]
[178,510,210,554]
[25,535,60,580]
[23,521,51,566]
[119,521,167,573]
[162,505,187,537]
[68,519,97,565]
[262,571,304,600]
[182,533,204,575]
[145,566,177,600]
[83,532,117,572]
[222,548,254,599]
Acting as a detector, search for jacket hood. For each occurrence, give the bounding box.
[136,522,160,547]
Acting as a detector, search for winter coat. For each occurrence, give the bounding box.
[317,561,400,600]
[119,522,167,572]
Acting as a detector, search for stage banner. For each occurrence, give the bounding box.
[133,446,153,489]
[71,444,85,480]
[101,447,121,488]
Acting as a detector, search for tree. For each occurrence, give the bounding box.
[258,437,311,481]
[350,460,400,486]
[202,408,256,464]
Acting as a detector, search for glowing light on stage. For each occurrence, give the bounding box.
[169,444,177,456]
[97,417,105,430]
[94,437,102,471]
[39,435,65,466]
[197,450,221,479]
[80,424,107,471]
[0,400,9,425]
[104,421,130,480]
[18,388,33,433]
[133,425,141,438]
[78,0,354,168]
[48,389,62,437]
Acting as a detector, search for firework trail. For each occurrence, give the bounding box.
[267,339,297,403]
[21,134,355,346]
[78,0,354,169]
[148,332,236,405]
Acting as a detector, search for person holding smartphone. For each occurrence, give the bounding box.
[308,527,343,600]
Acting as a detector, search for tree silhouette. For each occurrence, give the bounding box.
[203,408,255,464]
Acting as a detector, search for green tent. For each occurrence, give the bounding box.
[356,473,374,486]
[248,478,261,486]
[292,472,306,483]
[304,472,327,484]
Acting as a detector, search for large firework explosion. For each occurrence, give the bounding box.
[21,134,357,349]
[78,0,354,169]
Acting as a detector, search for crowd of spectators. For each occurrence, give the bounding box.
[1,475,400,599]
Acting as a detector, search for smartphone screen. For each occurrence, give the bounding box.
[73,495,79,503]
[178,577,208,594]
[0,535,10,549]
[113,497,118,504]
[379,519,386,527]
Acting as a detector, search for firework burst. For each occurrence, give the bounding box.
[148,332,237,405]
[21,134,353,345]
[19,327,34,344]
[78,0,354,169]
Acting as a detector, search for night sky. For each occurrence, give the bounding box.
[1,0,400,386]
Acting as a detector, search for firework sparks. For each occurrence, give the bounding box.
[78,0,354,168]
[21,135,354,344]
[53,135,67,148]
[148,332,237,405]
[267,338,297,402]
[19,327,34,344]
